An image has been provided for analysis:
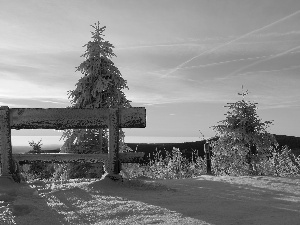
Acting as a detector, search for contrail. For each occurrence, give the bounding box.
[171,55,269,70]
[115,43,192,50]
[160,9,300,79]
[150,51,295,74]
[228,45,300,77]
[149,55,268,74]
[228,65,300,78]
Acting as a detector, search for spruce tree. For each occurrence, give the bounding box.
[59,22,132,178]
[210,87,278,175]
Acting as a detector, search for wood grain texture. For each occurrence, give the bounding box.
[107,108,120,175]
[9,107,146,129]
[0,106,13,177]
[13,152,145,163]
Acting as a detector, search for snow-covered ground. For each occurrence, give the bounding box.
[1,174,300,225]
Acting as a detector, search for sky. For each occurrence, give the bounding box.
[1,0,300,144]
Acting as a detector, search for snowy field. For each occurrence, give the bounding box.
[1,174,300,225]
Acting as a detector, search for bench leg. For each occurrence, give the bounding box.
[0,106,14,181]
[103,159,123,181]
[106,109,123,181]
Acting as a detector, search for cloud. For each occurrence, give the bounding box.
[0,96,70,108]
[161,9,300,77]
[115,31,300,92]
[1,8,299,110]
[126,29,299,108]
[0,101,28,108]
[2,29,299,109]
[214,71,300,110]
[0,48,83,103]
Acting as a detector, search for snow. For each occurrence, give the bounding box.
[1,174,300,225]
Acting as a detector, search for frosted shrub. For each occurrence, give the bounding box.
[256,145,300,177]
[27,161,55,180]
[51,163,70,181]
[186,156,206,178]
[255,158,274,176]
[210,144,300,177]
[122,163,145,178]
[125,148,207,180]
[210,142,251,176]
[166,148,187,179]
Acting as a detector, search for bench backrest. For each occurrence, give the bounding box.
[0,106,146,180]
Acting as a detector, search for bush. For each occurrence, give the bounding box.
[257,145,300,177]
[210,143,250,176]
[23,139,55,180]
[27,161,55,180]
[211,144,300,177]
[122,147,207,180]
[20,143,299,184]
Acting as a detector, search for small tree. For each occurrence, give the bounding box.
[27,139,54,179]
[210,87,278,175]
[59,22,132,178]
[28,139,43,153]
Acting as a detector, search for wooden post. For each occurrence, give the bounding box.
[99,128,103,152]
[204,142,212,175]
[0,106,14,181]
[106,108,121,180]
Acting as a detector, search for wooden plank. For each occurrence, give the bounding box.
[0,106,13,177]
[10,108,109,130]
[119,107,146,128]
[13,152,145,163]
[9,107,146,129]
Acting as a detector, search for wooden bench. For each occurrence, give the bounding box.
[0,106,146,182]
